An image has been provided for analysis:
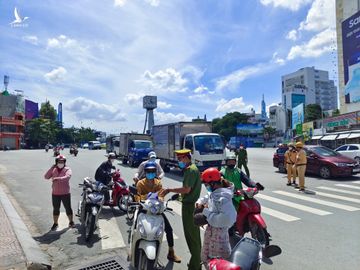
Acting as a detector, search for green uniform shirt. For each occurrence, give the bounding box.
[236,148,247,161]
[182,163,201,203]
[220,166,244,207]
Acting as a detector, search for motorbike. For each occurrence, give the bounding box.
[53,148,60,157]
[77,177,110,241]
[235,187,270,247]
[107,170,134,212]
[208,237,281,270]
[128,191,179,270]
[69,147,78,156]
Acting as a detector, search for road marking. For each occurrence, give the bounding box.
[351,181,360,184]
[317,186,360,196]
[58,212,70,229]
[335,184,360,190]
[261,206,300,222]
[313,191,360,204]
[256,194,332,216]
[274,191,360,211]
[99,211,126,249]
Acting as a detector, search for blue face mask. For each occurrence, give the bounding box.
[178,161,186,169]
[205,185,213,192]
[146,172,156,180]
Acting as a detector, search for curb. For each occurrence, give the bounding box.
[0,186,51,269]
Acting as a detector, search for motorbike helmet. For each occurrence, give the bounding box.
[144,161,157,172]
[201,167,221,184]
[55,155,66,163]
[225,154,237,161]
[295,142,304,148]
[107,152,116,159]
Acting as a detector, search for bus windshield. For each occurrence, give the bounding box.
[194,135,224,155]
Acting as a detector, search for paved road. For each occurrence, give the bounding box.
[0,148,360,269]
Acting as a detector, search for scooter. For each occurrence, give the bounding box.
[208,237,281,270]
[77,177,110,241]
[108,170,134,212]
[129,192,179,270]
[235,187,270,247]
[53,147,60,157]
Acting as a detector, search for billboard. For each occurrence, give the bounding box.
[342,10,360,104]
[25,100,39,120]
[291,94,305,109]
[302,121,314,141]
[292,103,304,129]
[236,123,263,135]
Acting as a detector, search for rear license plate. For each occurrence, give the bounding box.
[353,168,360,173]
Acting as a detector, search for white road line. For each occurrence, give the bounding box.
[335,184,360,190]
[274,191,360,212]
[314,191,360,204]
[351,181,360,184]
[58,212,70,229]
[256,194,332,216]
[99,211,126,249]
[261,206,300,222]
[317,186,360,196]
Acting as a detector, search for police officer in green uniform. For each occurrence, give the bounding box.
[165,149,202,270]
[235,144,250,177]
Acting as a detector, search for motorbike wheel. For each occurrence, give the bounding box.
[118,194,134,212]
[85,212,96,242]
[250,224,270,247]
[138,250,155,270]
[126,200,135,221]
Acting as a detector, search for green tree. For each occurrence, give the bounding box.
[40,101,57,121]
[212,112,249,140]
[304,104,322,122]
[332,109,340,116]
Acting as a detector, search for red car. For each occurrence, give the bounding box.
[273,145,360,179]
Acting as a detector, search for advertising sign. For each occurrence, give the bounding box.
[292,103,304,129]
[25,100,39,120]
[302,121,314,141]
[323,112,357,130]
[291,94,305,109]
[342,10,360,104]
[236,124,263,135]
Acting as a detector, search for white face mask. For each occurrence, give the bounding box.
[57,164,65,169]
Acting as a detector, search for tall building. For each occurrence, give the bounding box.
[261,94,266,119]
[269,104,286,135]
[282,67,338,111]
[336,0,360,114]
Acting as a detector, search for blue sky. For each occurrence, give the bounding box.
[0,0,337,133]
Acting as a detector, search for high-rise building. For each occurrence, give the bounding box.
[269,104,286,135]
[282,67,338,111]
[261,94,266,119]
[336,0,360,114]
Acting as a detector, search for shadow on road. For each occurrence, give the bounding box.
[33,227,69,244]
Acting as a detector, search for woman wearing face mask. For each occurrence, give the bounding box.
[195,168,236,268]
[44,155,74,231]
[134,161,181,263]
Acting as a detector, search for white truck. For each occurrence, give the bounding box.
[113,133,153,167]
[152,122,226,172]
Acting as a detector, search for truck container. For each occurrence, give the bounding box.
[152,122,226,172]
[113,133,153,167]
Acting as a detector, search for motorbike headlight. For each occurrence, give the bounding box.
[138,221,147,238]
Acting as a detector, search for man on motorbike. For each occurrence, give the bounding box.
[95,152,116,204]
[134,161,181,263]
[220,154,264,235]
[133,151,164,184]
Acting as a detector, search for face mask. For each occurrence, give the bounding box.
[227,164,235,169]
[178,161,186,169]
[146,172,156,180]
[206,185,213,192]
[57,163,65,169]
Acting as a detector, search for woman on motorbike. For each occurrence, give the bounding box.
[134,161,181,263]
[44,155,74,231]
[195,167,237,269]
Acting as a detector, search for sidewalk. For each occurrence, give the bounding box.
[0,186,50,270]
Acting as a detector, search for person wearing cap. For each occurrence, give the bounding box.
[164,149,202,270]
[134,161,181,263]
[196,168,236,267]
[95,152,116,203]
[44,155,74,231]
[235,144,250,177]
[133,151,164,184]
[294,142,307,191]
[285,143,297,186]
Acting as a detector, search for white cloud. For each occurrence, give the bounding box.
[144,0,160,6]
[44,66,67,83]
[142,68,188,93]
[124,93,143,105]
[215,97,253,113]
[47,35,83,50]
[158,101,172,109]
[194,85,212,94]
[286,29,298,41]
[66,97,126,121]
[259,0,312,11]
[287,28,335,60]
[299,0,335,32]
[114,0,160,7]
[272,52,286,65]
[22,35,38,45]
[114,0,126,7]
[154,111,192,124]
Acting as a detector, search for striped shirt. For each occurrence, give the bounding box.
[44,166,72,195]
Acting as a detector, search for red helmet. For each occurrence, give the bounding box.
[201,168,221,183]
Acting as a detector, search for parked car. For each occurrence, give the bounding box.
[88,141,102,150]
[82,143,89,149]
[273,144,360,179]
[335,144,360,163]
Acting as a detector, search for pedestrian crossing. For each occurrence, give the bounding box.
[55,181,360,251]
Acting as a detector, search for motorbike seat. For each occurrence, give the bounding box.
[229,237,261,270]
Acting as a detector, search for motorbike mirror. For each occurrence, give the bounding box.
[263,245,282,258]
[170,194,180,201]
